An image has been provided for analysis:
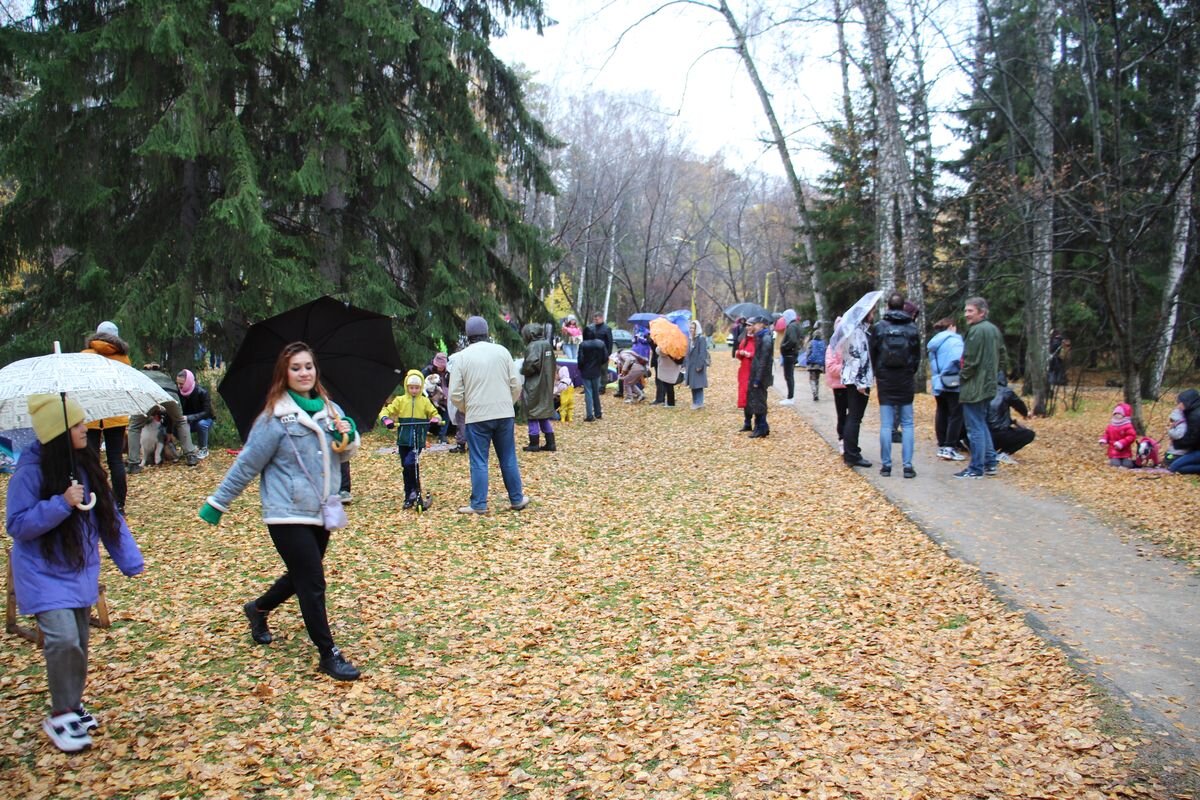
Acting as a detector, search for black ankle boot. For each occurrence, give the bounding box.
[523,435,541,452]
[319,647,361,681]
[243,601,272,645]
[542,432,556,452]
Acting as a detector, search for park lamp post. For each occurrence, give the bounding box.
[672,235,702,319]
[763,271,775,310]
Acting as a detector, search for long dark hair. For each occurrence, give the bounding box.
[261,342,333,417]
[37,431,122,570]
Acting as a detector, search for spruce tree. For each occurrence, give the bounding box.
[0,0,557,366]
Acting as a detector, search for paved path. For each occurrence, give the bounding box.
[779,388,1200,761]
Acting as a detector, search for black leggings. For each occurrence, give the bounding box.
[257,524,335,657]
[842,387,870,460]
[832,388,849,441]
[934,392,964,448]
[654,378,676,406]
[86,426,127,509]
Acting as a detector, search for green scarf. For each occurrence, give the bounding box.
[287,390,357,440]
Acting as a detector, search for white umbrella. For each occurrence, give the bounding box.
[829,290,883,355]
[0,351,174,431]
[0,344,174,509]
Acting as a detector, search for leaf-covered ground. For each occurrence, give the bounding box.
[910,386,1200,566]
[0,358,1171,797]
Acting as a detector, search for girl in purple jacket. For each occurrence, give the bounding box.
[5,394,144,753]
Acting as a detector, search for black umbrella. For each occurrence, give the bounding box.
[723,302,771,320]
[219,297,404,442]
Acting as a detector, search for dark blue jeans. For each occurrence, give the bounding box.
[465,417,524,511]
[962,400,996,474]
[582,375,603,419]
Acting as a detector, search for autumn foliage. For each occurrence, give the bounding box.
[0,359,1174,797]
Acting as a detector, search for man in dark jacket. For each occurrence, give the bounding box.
[1167,388,1200,474]
[868,293,921,478]
[984,371,1035,461]
[577,328,608,422]
[779,316,806,404]
[746,317,775,438]
[587,312,614,360]
[587,312,614,396]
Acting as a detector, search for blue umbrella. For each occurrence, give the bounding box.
[665,309,691,339]
[627,312,661,324]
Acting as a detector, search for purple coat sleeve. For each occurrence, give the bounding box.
[5,463,73,542]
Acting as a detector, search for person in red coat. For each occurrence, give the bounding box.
[1099,402,1138,467]
[735,324,757,432]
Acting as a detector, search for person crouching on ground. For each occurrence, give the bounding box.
[198,342,362,681]
[1166,389,1200,473]
[986,371,1035,463]
[520,323,558,452]
[6,394,144,752]
[380,370,441,509]
[620,351,648,402]
[1099,402,1138,468]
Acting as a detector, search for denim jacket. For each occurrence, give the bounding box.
[206,395,359,526]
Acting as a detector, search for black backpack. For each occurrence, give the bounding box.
[879,325,911,369]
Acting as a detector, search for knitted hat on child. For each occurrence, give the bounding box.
[28,393,86,444]
[96,320,119,337]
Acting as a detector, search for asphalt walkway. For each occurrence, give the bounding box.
[778,386,1200,764]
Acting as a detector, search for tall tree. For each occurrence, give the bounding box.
[1025,0,1055,414]
[1147,71,1200,399]
[857,0,926,323]
[0,0,557,366]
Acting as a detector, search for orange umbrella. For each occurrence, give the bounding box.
[649,317,688,360]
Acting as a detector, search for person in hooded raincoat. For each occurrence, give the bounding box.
[520,323,558,453]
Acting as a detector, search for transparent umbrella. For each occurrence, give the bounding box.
[828,291,883,355]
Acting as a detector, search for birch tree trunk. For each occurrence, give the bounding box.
[857,0,925,320]
[714,0,829,333]
[1026,0,1055,414]
[1146,74,1200,399]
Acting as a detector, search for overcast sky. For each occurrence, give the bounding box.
[491,0,972,182]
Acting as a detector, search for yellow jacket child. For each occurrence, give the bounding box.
[379,370,441,449]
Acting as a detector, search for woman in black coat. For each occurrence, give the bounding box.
[745,318,774,438]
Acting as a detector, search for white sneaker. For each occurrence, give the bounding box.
[949,449,966,461]
[197,448,209,459]
[43,712,92,752]
[997,453,1018,465]
[937,447,954,461]
[780,398,795,406]
[75,704,98,732]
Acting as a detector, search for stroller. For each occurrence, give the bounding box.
[396,420,434,512]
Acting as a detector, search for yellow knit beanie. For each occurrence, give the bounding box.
[28,393,86,444]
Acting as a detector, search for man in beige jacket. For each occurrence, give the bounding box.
[449,316,530,513]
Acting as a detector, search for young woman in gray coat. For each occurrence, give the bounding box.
[683,319,711,409]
